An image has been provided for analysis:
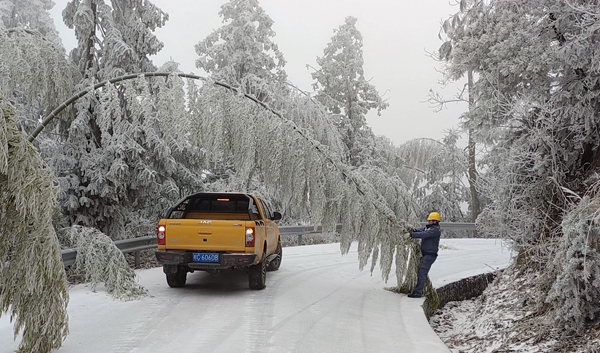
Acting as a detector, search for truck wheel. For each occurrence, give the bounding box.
[267,242,282,272]
[248,257,267,290]
[166,267,187,288]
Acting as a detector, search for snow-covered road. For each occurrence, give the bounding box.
[1,239,511,353]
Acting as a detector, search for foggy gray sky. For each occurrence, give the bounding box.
[50,0,467,146]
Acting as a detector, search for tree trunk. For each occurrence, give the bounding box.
[467,128,481,222]
[467,70,481,222]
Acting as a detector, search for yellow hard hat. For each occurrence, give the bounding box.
[427,212,441,222]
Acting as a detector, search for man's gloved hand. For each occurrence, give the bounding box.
[405,224,418,232]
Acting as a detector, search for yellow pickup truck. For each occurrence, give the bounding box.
[155,192,282,290]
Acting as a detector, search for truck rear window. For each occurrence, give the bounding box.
[167,194,254,219]
[189,198,249,213]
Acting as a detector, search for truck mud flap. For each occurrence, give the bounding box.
[266,253,280,263]
[163,264,180,274]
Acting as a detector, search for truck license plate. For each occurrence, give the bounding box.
[193,253,219,263]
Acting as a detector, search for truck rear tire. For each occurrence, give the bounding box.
[267,242,282,272]
[166,267,187,288]
[248,258,267,290]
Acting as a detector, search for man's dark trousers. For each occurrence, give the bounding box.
[412,254,438,296]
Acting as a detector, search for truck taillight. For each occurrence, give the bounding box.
[245,227,255,247]
[157,225,166,245]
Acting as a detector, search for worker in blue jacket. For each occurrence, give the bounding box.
[408,212,442,298]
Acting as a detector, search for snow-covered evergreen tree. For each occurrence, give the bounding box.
[63,0,167,79]
[194,0,287,93]
[311,16,389,167]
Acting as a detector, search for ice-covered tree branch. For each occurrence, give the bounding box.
[0,91,68,353]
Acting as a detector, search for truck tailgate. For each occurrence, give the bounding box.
[165,219,247,252]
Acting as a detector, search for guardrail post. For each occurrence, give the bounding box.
[135,251,140,268]
[297,234,303,246]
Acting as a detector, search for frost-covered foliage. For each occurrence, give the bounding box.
[0,3,77,135]
[546,184,600,335]
[440,0,600,332]
[432,264,600,352]
[0,0,61,44]
[312,16,389,167]
[391,133,469,223]
[0,92,68,353]
[186,81,420,285]
[42,72,205,239]
[194,0,287,90]
[193,4,452,289]
[193,0,292,206]
[59,225,148,301]
[63,0,168,79]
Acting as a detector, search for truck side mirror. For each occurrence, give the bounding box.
[272,211,282,221]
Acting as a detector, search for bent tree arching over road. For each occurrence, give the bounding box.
[3,71,425,352]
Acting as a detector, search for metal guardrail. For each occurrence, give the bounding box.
[61,236,158,267]
[60,225,340,267]
[60,222,475,267]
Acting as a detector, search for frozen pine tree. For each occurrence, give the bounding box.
[311,16,389,167]
[63,0,167,78]
[195,0,287,93]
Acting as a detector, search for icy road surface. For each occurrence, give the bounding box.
[1,239,511,353]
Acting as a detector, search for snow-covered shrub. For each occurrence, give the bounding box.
[546,189,600,334]
[58,225,148,301]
